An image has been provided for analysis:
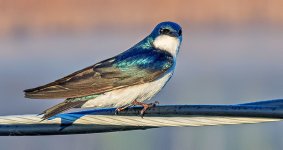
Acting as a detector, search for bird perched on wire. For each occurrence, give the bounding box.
[24,21,183,120]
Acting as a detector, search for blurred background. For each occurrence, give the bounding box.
[0,0,283,149]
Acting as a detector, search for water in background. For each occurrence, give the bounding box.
[0,26,282,150]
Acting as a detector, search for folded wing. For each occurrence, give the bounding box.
[24,49,174,99]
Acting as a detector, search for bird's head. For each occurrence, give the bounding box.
[150,21,182,57]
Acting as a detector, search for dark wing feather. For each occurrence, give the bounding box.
[40,100,86,120]
[24,49,174,99]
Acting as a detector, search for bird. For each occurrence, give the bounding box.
[24,21,183,120]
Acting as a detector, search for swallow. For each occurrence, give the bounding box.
[24,21,183,120]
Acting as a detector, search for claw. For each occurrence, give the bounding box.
[115,106,129,115]
[132,100,159,118]
[115,108,119,115]
[115,107,122,115]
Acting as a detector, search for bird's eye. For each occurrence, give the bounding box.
[178,29,182,36]
[159,28,170,34]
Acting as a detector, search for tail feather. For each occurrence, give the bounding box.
[41,101,86,120]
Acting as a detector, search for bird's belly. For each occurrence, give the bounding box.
[81,72,172,108]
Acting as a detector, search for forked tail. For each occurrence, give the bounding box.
[41,101,86,120]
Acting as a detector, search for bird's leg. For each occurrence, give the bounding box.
[115,105,130,115]
[132,100,159,118]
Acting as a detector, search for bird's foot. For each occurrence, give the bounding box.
[132,100,159,118]
[115,106,128,115]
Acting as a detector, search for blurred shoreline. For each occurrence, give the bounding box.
[0,0,283,36]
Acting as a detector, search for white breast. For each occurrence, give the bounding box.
[81,72,173,108]
[153,35,180,57]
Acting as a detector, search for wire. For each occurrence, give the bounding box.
[0,99,282,136]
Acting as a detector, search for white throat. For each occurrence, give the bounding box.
[153,35,180,57]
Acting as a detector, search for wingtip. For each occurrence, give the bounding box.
[24,87,38,93]
[23,91,34,99]
[24,91,43,99]
[23,87,52,99]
